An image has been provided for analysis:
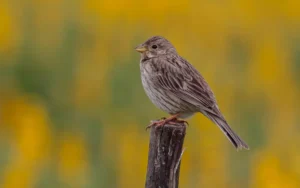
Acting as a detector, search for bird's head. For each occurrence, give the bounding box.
[135,36,176,59]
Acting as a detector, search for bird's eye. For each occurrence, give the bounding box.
[152,45,158,49]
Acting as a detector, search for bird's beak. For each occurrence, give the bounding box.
[135,45,148,53]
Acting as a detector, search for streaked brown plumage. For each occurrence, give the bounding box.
[135,36,249,150]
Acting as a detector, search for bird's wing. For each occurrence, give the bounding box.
[150,55,249,150]
[152,55,218,114]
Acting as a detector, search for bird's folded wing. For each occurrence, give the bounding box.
[151,56,219,115]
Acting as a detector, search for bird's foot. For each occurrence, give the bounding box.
[146,118,168,130]
[146,114,188,130]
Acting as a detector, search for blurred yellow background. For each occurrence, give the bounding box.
[1,0,300,187]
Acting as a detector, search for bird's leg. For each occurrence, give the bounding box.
[146,114,182,130]
[146,117,167,130]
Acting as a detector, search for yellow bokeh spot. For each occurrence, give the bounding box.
[252,151,300,188]
[1,95,52,188]
[58,133,88,187]
[0,3,19,54]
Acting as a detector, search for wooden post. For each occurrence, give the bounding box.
[145,122,186,188]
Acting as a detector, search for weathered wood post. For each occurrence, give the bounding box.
[145,122,186,188]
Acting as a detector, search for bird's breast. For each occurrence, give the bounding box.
[140,59,186,114]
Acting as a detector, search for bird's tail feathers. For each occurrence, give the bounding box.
[206,111,249,150]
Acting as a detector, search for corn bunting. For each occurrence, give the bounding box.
[136,36,249,150]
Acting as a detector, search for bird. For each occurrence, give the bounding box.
[135,36,249,150]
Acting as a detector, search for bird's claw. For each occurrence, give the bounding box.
[146,119,166,130]
[146,121,156,130]
[146,117,189,130]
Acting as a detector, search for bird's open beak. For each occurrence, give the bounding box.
[135,45,148,53]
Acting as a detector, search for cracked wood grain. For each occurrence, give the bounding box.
[145,123,186,188]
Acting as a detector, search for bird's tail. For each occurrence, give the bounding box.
[205,110,249,150]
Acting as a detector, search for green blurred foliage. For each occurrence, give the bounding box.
[0,0,300,187]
